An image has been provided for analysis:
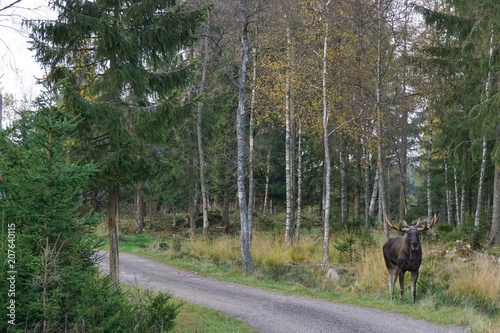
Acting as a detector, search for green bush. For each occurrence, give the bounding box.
[255,217,278,232]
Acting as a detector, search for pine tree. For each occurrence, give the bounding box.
[27,0,208,282]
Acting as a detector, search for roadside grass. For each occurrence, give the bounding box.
[121,285,257,333]
[172,302,257,333]
[99,218,500,333]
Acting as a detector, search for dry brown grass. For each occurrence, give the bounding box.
[448,253,500,305]
[352,239,387,293]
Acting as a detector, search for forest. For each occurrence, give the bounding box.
[0,0,499,332]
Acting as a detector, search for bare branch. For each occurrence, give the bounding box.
[0,0,22,13]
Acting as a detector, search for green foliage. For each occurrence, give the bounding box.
[0,104,181,332]
[26,0,209,202]
[334,235,357,264]
[134,290,182,333]
[171,237,182,253]
[437,220,486,247]
[254,216,278,232]
[0,104,99,331]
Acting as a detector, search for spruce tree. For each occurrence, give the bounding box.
[0,104,98,331]
[27,0,208,281]
[0,100,182,333]
[416,0,500,244]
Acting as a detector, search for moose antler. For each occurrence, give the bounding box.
[383,216,409,232]
[416,214,439,231]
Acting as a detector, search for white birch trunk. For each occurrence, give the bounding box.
[321,9,331,269]
[375,0,389,240]
[263,150,271,213]
[453,167,461,225]
[295,119,303,243]
[237,0,253,271]
[197,14,210,240]
[444,154,453,225]
[474,31,494,231]
[474,137,487,230]
[369,166,379,216]
[340,137,347,223]
[285,23,294,248]
[364,150,371,227]
[248,17,258,238]
[460,186,465,226]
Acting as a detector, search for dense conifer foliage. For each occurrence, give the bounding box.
[0,102,181,332]
[26,0,208,281]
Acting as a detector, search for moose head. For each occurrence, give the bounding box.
[382,215,438,303]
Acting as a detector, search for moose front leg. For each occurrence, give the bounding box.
[398,270,405,298]
[410,270,419,304]
[387,267,397,300]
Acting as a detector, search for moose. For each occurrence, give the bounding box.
[382,215,438,303]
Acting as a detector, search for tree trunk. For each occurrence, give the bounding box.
[427,132,433,223]
[263,149,271,213]
[237,0,253,272]
[354,140,362,220]
[369,166,379,216]
[444,154,453,225]
[247,17,258,240]
[108,183,119,284]
[475,31,495,231]
[321,7,331,269]
[488,123,500,245]
[285,23,294,248]
[460,185,466,225]
[135,181,146,232]
[453,167,461,225]
[474,138,487,230]
[339,136,347,223]
[364,150,371,228]
[295,119,303,243]
[398,0,409,221]
[375,0,389,240]
[190,184,198,237]
[197,14,210,241]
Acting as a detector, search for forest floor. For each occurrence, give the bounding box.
[98,250,467,333]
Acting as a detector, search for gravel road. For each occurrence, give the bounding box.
[98,251,467,333]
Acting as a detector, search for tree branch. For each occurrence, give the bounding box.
[0,0,22,13]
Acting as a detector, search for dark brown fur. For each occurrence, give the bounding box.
[382,216,438,303]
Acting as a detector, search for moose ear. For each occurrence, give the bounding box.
[401,220,410,231]
[415,220,424,229]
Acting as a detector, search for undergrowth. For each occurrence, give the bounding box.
[106,217,500,333]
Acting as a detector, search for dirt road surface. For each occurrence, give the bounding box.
[98,251,467,333]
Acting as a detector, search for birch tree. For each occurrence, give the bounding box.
[237,0,254,272]
[197,11,210,240]
[320,0,332,269]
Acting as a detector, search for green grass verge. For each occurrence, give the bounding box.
[172,302,257,333]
